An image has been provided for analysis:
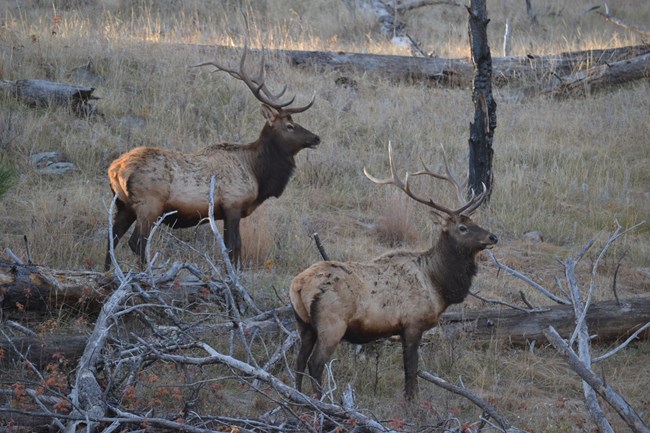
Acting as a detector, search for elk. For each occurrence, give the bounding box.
[289,143,498,401]
[104,42,320,271]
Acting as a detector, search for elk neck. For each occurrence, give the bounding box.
[250,128,297,202]
[422,230,479,307]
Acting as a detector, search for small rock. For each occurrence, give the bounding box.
[37,162,77,175]
[30,151,77,175]
[523,230,544,243]
[31,151,66,168]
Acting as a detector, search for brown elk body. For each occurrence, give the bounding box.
[289,143,497,400]
[104,44,319,271]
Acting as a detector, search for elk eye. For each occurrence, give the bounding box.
[286,123,295,131]
[458,224,468,233]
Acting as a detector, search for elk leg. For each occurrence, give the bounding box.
[401,328,423,401]
[104,202,136,271]
[223,210,242,268]
[131,204,163,269]
[307,320,346,396]
[295,319,317,393]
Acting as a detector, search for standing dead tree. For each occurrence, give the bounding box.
[466,0,496,200]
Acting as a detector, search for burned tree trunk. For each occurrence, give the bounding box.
[466,0,496,200]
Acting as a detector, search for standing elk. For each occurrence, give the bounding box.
[104,42,320,271]
[289,143,498,401]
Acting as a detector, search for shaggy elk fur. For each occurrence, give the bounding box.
[104,43,320,270]
[289,143,498,400]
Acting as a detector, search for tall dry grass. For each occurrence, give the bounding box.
[0,1,648,430]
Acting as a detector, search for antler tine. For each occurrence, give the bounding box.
[193,35,302,112]
[364,142,458,216]
[280,93,317,114]
[459,182,488,215]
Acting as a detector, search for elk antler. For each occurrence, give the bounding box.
[193,37,315,115]
[363,142,487,216]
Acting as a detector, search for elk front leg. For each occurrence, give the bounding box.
[402,328,423,401]
[223,209,242,268]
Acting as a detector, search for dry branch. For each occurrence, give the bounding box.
[418,370,529,433]
[595,7,650,36]
[544,327,650,433]
[357,0,427,56]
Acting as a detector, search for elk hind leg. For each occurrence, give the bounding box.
[295,318,317,393]
[307,320,346,397]
[130,204,163,269]
[105,201,136,271]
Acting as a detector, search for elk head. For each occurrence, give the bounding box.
[364,142,497,257]
[193,38,319,155]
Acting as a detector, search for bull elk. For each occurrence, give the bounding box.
[104,42,320,271]
[289,143,498,401]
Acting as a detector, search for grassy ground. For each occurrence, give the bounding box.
[0,1,648,431]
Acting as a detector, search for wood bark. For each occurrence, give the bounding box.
[190,42,650,88]
[0,79,99,115]
[466,0,496,199]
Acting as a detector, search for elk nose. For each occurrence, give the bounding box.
[489,234,498,244]
[314,135,321,145]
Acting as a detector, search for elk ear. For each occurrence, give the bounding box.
[260,104,279,126]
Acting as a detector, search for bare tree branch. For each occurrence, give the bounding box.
[544,326,650,433]
[418,371,530,433]
[595,6,650,36]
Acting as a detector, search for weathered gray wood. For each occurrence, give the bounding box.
[441,297,650,345]
[0,79,98,115]
[0,334,89,368]
[0,259,225,316]
[192,43,650,87]
[534,52,650,98]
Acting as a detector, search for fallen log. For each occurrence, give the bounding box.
[190,43,650,87]
[3,294,648,366]
[0,259,225,317]
[0,79,99,115]
[531,52,650,98]
[441,297,650,346]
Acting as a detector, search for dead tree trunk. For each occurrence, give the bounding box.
[466,0,496,199]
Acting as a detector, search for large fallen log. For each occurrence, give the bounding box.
[441,297,650,346]
[2,292,648,367]
[0,259,224,317]
[533,52,650,98]
[190,43,650,87]
[0,79,99,115]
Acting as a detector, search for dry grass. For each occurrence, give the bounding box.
[0,1,649,431]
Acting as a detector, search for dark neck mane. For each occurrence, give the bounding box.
[425,232,478,307]
[251,129,296,203]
